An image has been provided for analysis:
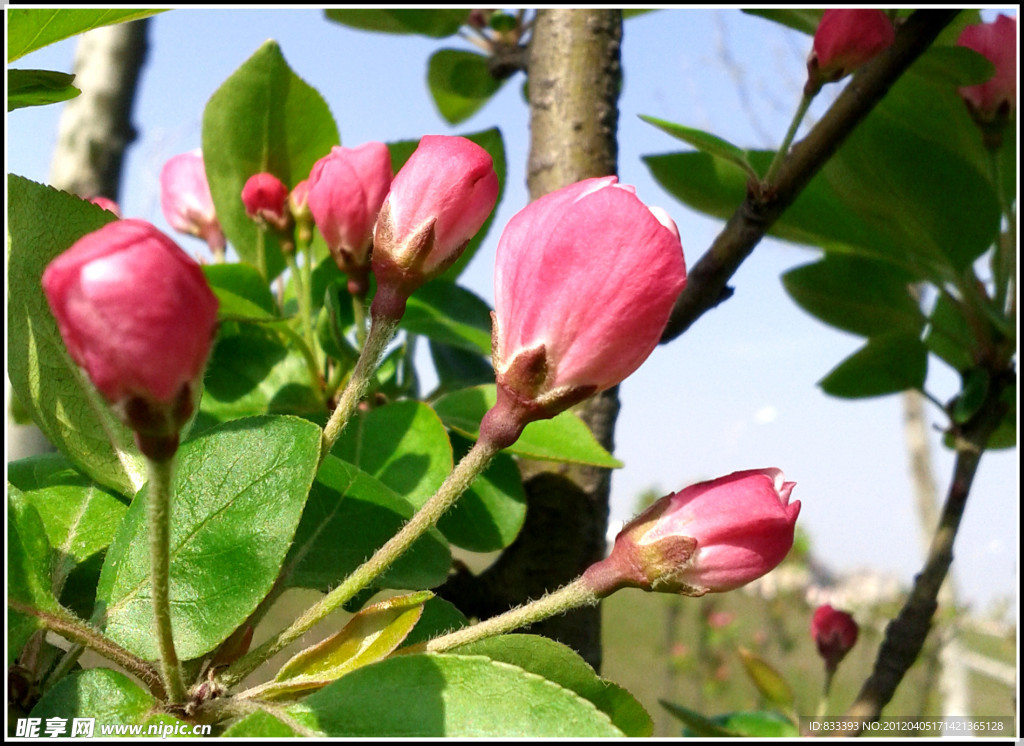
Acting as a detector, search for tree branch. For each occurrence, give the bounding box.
[660,10,960,342]
[837,370,1012,734]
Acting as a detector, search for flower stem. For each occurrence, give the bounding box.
[221,436,502,687]
[8,599,167,701]
[146,456,187,704]
[763,92,815,187]
[319,314,400,462]
[401,577,600,655]
[285,251,322,384]
[989,147,1017,320]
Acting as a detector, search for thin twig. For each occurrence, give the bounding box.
[660,10,961,342]
[837,371,1011,734]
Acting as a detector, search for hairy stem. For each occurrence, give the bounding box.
[319,314,399,462]
[405,577,598,655]
[147,456,187,704]
[220,437,502,687]
[8,599,166,700]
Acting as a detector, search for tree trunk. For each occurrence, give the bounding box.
[49,19,150,199]
[440,10,623,672]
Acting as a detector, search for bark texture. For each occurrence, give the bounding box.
[48,19,150,199]
[439,9,623,671]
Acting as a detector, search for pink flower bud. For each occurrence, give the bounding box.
[160,149,227,255]
[88,196,122,217]
[811,604,859,672]
[289,178,312,221]
[307,142,393,291]
[241,172,291,231]
[956,15,1017,124]
[371,135,499,318]
[42,219,219,459]
[583,469,800,598]
[479,176,686,448]
[806,10,894,94]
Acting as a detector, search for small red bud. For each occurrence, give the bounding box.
[811,604,859,672]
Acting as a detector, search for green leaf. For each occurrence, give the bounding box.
[825,93,1000,276]
[8,69,79,111]
[7,176,146,496]
[640,115,758,181]
[429,340,495,395]
[736,647,795,711]
[455,634,653,737]
[203,40,340,280]
[95,415,321,660]
[403,280,493,356]
[222,708,302,737]
[924,293,975,372]
[7,453,128,615]
[285,455,451,593]
[662,701,800,738]
[953,368,990,424]
[987,382,1016,450]
[199,325,323,425]
[741,9,821,35]
[203,263,278,318]
[267,591,432,697]
[913,45,996,87]
[819,333,929,399]
[432,385,623,468]
[711,710,801,738]
[289,653,625,736]
[386,128,506,279]
[324,8,468,38]
[8,490,60,663]
[645,58,1002,282]
[428,49,508,125]
[438,433,525,552]
[7,9,167,62]
[316,279,359,364]
[401,595,469,649]
[782,255,925,337]
[332,400,453,509]
[30,668,190,733]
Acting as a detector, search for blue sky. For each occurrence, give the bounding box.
[6,8,1017,616]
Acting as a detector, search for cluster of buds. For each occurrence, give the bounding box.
[805,10,895,96]
[582,469,800,598]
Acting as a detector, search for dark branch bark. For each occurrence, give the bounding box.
[838,369,1012,734]
[660,10,960,342]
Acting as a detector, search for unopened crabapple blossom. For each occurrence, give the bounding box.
[371,135,499,319]
[159,149,226,255]
[242,172,291,232]
[805,10,895,95]
[582,469,800,597]
[811,604,859,673]
[307,142,393,295]
[956,14,1017,140]
[479,175,687,448]
[42,219,219,459]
